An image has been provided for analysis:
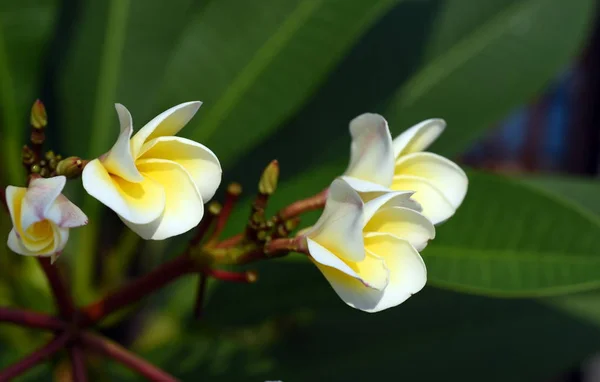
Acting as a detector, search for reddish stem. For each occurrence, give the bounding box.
[265,236,308,256]
[278,188,328,220]
[0,331,71,381]
[68,345,88,382]
[209,183,242,243]
[206,268,257,283]
[190,209,216,247]
[80,255,195,327]
[81,332,179,382]
[37,258,74,319]
[0,307,65,331]
[213,233,243,248]
[193,273,208,319]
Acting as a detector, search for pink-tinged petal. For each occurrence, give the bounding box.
[343,113,394,188]
[126,158,204,240]
[395,152,467,210]
[392,174,455,225]
[392,119,445,157]
[306,178,365,262]
[364,207,435,251]
[363,234,427,312]
[45,194,88,228]
[82,159,165,224]
[362,190,418,226]
[130,102,202,157]
[138,136,222,202]
[100,104,143,183]
[20,177,66,232]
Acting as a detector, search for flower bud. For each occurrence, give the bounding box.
[258,160,279,195]
[30,100,47,129]
[56,157,86,178]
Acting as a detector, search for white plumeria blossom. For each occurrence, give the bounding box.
[305,178,434,313]
[82,102,222,240]
[6,176,87,260]
[342,114,468,224]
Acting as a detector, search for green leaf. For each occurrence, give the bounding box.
[135,261,600,382]
[385,0,595,156]
[154,0,399,168]
[0,0,57,184]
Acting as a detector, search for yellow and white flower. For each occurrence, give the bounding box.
[82,102,222,240]
[6,176,87,260]
[305,178,434,312]
[343,114,468,224]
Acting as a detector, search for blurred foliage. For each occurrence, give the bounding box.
[1,0,600,380]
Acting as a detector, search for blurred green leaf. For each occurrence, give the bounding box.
[156,0,398,168]
[134,261,600,382]
[0,0,57,184]
[386,0,595,156]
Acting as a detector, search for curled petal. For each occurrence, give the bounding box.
[392,119,445,157]
[45,194,88,228]
[20,177,65,231]
[6,186,27,235]
[344,113,395,187]
[364,207,435,251]
[306,178,365,262]
[130,101,202,157]
[395,152,467,210]
[138,136,222,202]
[8,229,29,256]
[100,104,143,183]
[392,175,456,225]
[340,176,391,193]
[363,234,427,312]
[127,159,204,240]
[362,190,418,226]
[82,159,165,224]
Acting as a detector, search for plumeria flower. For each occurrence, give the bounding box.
[82,102,222,240]
[342,114,468,224]
[304,178,434,312]
[6,176,87,262]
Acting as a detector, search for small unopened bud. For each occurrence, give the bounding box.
[56,157,86,178]
[258,160,279,195]
[22,146,35,165]
[30,100,47,129]
[208,201,222,216]
[246,271,258,283]
[227,182,242,196]
[31,164,41,173]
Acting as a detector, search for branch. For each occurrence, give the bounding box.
[193,273,208,319]
[68,345,88,382]
[0,307,65,331]
[80,255,195,327]
[277,188,327,220]
[81,332,178,382]
[0,331,71,381]
[37,257,74,319]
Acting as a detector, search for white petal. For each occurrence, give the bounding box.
[340,176,391,193]
[395,152,467,209]
[8,229,31,256]
[82,159,165,224]
[307,238,361,279]
[364,207,435,251]
[127,159,204,240]
[306,178,365,262]
[314,261,385,312]
[130,101,202,158]
[21,177,66,232]
[392,175,455,225]
[363,234,427,312]
[138,136,222,202]
[362,190,419,225]
[45,194,88,228]
[100,104,143,183]
[343,113,394,187]
[392,119,445,157]
[51,227,70,255]
[6,186,27,234]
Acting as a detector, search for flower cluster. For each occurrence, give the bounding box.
[6,101,466,314]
